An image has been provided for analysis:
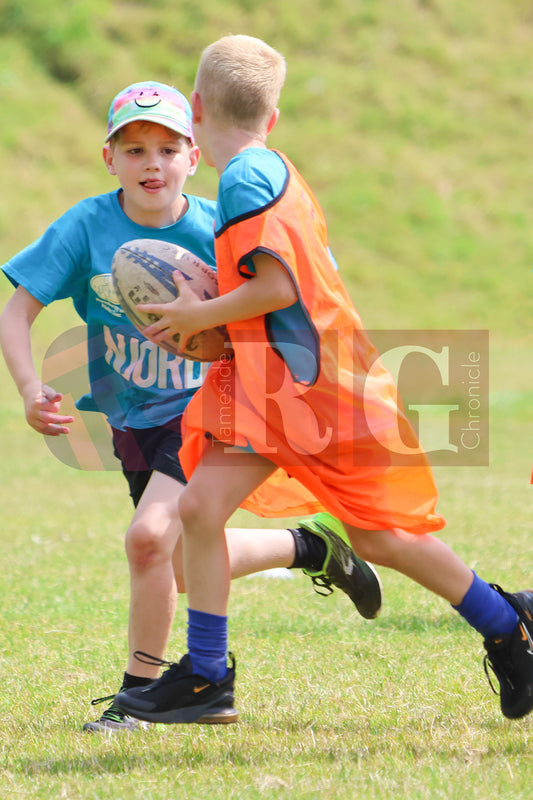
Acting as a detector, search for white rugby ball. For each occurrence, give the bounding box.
[111,239,232,362]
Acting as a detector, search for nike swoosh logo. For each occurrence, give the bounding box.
[193,683,211,694]
[339,551,354,576]
[520,623,533,656]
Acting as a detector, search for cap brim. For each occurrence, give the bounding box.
[105,113,193,142]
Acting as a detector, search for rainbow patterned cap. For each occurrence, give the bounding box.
[105,81,194,142]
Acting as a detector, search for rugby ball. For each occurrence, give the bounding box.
[111,239,232,362]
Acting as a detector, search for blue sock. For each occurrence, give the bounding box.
[452,572,518,638]
[187,608,228,682]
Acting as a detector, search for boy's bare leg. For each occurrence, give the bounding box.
[126,470,295,677]
[178,446,277,615]
[125,473,184,678]
[223,527,298,579]
[343,524,473,605]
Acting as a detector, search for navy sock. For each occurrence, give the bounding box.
[187,608,228,682]
[452,572,518,638]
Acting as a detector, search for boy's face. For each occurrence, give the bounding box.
[103,121,200,227]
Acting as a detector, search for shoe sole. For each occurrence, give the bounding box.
[115,692,239,725]
[115,705,239,725]
[196,707,239,724]
[82,719,150,733]
[83,722,132,733]
[354,559,383,619]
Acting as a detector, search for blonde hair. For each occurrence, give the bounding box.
[195,35,286,132]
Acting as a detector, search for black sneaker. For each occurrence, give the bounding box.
[83,692,151,733]
[298,513,383,619]
[483,585,533,719]
[113,652,238,725]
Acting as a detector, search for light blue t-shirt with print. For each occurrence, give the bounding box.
[1,190,216,430]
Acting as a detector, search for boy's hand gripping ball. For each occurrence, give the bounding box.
[111,238,231,362]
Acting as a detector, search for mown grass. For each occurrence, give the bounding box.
[0,336,531,798]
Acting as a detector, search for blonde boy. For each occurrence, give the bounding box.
[114,39,533,724]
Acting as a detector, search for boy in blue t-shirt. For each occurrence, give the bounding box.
[0,81,383,732]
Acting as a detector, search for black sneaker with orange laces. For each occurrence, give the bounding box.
[114,652,238,724]
[483,585,533,719]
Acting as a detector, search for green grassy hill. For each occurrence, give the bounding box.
[0,0,531,339]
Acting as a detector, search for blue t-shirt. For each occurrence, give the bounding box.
[216,148,335,385]
[1,190,216,430]
[215,148,287,229]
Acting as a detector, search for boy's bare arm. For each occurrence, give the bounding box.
[0,286,74,435]
[140,253,298,348]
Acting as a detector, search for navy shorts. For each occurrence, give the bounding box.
[112,416,187,507]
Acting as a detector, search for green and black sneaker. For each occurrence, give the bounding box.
[298,512,383,619]
[83,692,151,733]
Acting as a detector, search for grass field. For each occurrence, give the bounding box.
[0,304,531,799]
[1,1,533,797]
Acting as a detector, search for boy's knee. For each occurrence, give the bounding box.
[178,485,227,533]
[177,488,204,529]
[344,527,390,566]
[125,518,172,569]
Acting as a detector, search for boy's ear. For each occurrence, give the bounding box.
[102,144,117,175]
[191,90,202,124]
[266,108,280,134]
[188,145,201,176]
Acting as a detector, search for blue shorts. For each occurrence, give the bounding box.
[112,416,187,507]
